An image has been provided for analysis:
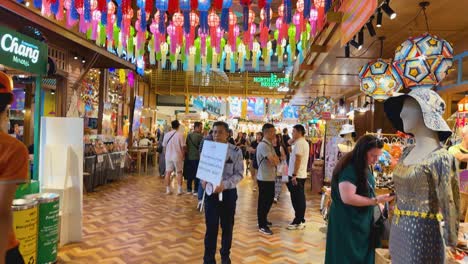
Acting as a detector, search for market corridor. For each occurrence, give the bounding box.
[57,169,326,264]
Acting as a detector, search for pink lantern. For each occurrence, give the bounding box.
[250,23,257,35]
[209,12,221,52]
[310,8,318,21]
[173,12,184,26]
[107,1,116,13]
[172,12,184,49]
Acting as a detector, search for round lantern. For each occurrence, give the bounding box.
[260,8,273,20]
[208,11,220,27]
[173,12,184,27]
[314,0,324,7]
[91,0,98,11]
[359,59,403,101]
[124,9,134,20]
[229,11,237,26]
[278,4,284,17]
[296,0,304,12]
[393,33,454,89]
[189,12,199,27]
[107,1,116,13]
[248,9,255,23]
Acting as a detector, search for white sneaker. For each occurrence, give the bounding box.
[177,190,183,195]
[165,189,172,195]
[186,191,193,195]
[192,192,198,196]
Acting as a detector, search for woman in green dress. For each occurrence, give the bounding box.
[325,135,394,264]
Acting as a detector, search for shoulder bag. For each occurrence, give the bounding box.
[157,131,176,153]
[368,179,391,248]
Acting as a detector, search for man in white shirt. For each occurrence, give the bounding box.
[286,124,310,230]
[163,120,186,195]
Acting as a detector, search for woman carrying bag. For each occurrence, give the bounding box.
[325,135,394,264]
[273,134,289,203]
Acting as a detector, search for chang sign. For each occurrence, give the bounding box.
[0,26,47,75]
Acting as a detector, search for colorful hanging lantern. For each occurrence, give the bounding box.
[186,11,199,54]
[293,12,303,41]
[359,59,404,101]
[393,33,454,89]
[198,0,211,34]
[309,7,318,38]
[314,0,324,30]
[303,0,311,19]
[172,12,184,49]
[208,11,220,51]
[228,11,237,51]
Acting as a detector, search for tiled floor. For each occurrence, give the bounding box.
[58,169,327,263]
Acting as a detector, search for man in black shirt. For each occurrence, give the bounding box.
[282,128,291,149]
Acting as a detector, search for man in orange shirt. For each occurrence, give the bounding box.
[0,72,29,264]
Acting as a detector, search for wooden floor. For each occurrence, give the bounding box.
[58,169,327,264]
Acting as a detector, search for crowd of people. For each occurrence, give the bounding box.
[157,120,310,263]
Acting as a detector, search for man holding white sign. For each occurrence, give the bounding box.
[197,122,244,264]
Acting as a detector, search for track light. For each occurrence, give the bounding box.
[381,1,396,20]
[376,9,383,28]
[345,43,350,58]
[358,28,364,46]
[366,17,376,37]
[350,38,362,50]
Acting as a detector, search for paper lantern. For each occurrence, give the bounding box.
[208,12,220,27]
[190,11,199,27]
[90,0,97,10]
[278,4,284,17]
[198,0,211,33]
[296,0,304,12]
[228,11,237,25]
[173,12,184,27]
[359,59,403,101]
[393,33,454,89]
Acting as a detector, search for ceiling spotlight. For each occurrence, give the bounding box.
[51,90,56,95]
[366,17,376,37]
[376,9,383,28]
[381,1,396,20]
[350,38,362,50]
[345,43,350,58]
[81,58,86,63]
[73,55,78,60]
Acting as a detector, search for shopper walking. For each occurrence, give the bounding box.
[0,72,29,264]
[256,124,280,235]
[202,121,244,264]
[325,135,394,264]
[163,120,186,195]
[286,124,310,230]
[185,122,203,195]
[273,134,288,203]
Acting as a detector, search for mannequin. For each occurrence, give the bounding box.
[400,98,440,165]
[338,133,355,154]
[384,90,459,264]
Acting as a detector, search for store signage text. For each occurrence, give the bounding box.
[0,26,47,75]
[253,74,290,88]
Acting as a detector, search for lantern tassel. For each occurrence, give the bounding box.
[159,11,166,34]
[101,8,107,25]
[51,0,60,16]
[242,6,248,31]
[117,7,123,28]
[200,10,209,34]
[84,0,91,22]
[265,3,270,28]
[220,8,229,32]
[304,0,310,19]
[183,10,190,34]
[140,9,147,31]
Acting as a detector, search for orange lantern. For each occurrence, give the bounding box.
[296,0,304,12]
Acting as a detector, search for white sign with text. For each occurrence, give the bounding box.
[196,141,228,186]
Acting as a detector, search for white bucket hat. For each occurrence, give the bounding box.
[383,89,452,142]
[339,124,356,137]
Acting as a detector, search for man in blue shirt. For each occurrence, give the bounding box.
[202,122,244,264]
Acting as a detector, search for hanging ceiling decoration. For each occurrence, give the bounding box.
[33,0,333,73]
[359,59,403,101]
[393,33,454,89]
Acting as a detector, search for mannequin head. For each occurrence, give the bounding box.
[400,98,424,134]
[343,133,354,141]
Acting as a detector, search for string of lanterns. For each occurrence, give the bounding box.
[28,0,333,73]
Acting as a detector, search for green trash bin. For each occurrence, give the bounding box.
[25,193,60,264]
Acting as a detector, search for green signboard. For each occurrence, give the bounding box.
[253,74,290,88]
[0,26,47,75]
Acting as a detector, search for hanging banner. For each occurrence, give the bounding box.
[247,97,265,120]
[0,26,48,75]
[340,0,377,46]
[283,105,299,120]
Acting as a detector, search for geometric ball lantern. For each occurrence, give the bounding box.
[359,59,403,101]
[393,33,454,89]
